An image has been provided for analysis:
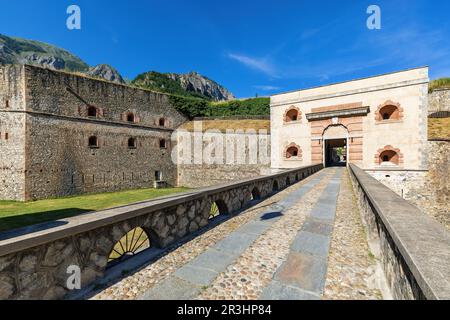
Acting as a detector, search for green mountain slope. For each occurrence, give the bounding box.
[132,71,209,99]
[0,34,89,72]
[132,71,235,101]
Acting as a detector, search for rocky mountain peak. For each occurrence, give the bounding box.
[167,72,235,101]
[87,64,126,84]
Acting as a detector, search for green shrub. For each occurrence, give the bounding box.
[429,78,450,92]
[168,96,270,119]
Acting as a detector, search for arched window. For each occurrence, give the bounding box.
[127,113,135,123]
[88,136,98,148]
[159,139,167,149]
[286,147,299,158]
[88,106,97,118]
[380,105,400,120]
[285,143,302,160]
[128,137,137,149]
[376,101,403,122]
[159,118,166,127]
[284,107,301,123]
[380,150,399,165]
[375,145,403,166]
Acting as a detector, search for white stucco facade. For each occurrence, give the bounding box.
[270,67,429,171]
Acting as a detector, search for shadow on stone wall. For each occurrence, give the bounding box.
[0,208,90,237]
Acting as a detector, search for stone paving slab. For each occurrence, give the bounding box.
[237,221,272,236]
[274,252,328,295]
[290,231,330,257]
[310,203,337,222]
[261,170,343,299]
[175,265,219,286]
[140,276,201,300]
[301,218,334,237]
[260,281,320,300]
[187,249,237,273]
[214,232,260,255]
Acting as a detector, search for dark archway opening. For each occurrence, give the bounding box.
[209,199,229,220]
[127,113,135,122]
[272,180,279,192]
[251,187,261,201]
[286,176,291,186]
[325,139,347,167]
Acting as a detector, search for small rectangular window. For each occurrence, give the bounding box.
[5,100,9,109]
[5,133,8,140]
[155,171,162,181]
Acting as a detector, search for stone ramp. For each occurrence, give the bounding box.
[260,170,342,300]
[139,171,329,300]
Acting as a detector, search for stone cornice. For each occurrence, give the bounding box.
[306,107,370,121]
[271,78,429,108]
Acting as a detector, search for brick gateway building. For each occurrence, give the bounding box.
[0,65,187,201]
[270,67,429,172]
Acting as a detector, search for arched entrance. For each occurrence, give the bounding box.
[322,124,349,167]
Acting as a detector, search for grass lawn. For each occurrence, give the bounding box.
[429,118,450,139]
[0,187,189,233]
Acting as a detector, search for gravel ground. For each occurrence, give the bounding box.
[323,169,383,300]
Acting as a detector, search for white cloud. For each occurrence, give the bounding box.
[253,85,281,91]
[228,53,278,77]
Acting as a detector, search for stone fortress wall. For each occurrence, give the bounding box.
[176,130,272,188]
[0,66,27,201]
[0,65,188,201]
[428,88,450,114]
[367,140,450,230]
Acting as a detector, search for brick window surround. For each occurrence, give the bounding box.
[374,145,404,165]
[284,106,302,124]
[122,111,140,123]
[284,143,303,160]
[375,100,404,122]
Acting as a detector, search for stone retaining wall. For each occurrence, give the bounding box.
[366,140,450,230]
[429,89,450,114]
[349,164,450,300]
[0,164,322,300]
[177,132,271,188]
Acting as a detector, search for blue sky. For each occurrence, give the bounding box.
[0,0,449,98]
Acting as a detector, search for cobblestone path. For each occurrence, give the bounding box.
[91,167,382,300]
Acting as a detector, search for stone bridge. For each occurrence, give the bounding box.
[1,163,449,300]
[0,164,322,300]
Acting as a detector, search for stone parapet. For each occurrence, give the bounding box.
[348,164,450,300]
[0,164,323,300]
